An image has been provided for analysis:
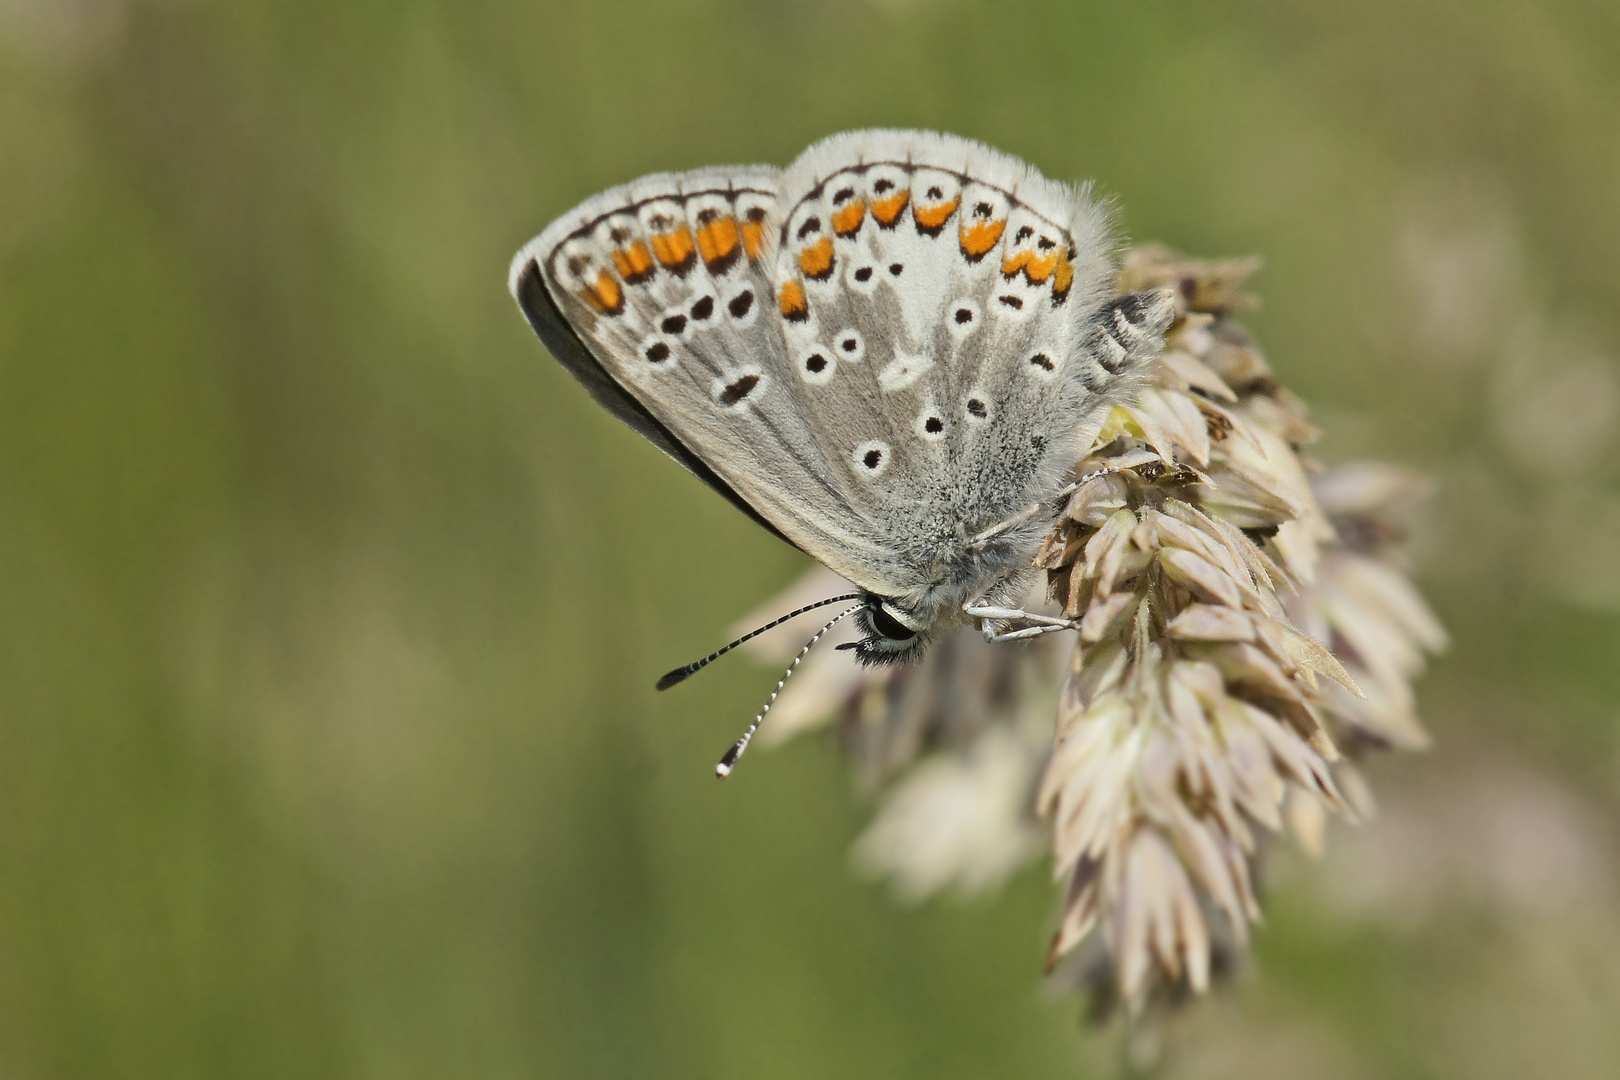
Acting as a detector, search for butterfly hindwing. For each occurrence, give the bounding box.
[765,131,1122,587]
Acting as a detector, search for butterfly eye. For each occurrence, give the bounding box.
[837,597,926,666]
[870,605,917,641]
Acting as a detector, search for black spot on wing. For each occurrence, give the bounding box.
[719,374,760,406]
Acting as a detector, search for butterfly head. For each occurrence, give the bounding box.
[844,551,1036,665]
[841,594,929,666]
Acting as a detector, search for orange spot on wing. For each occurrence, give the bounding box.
[696,216,741,273]
[650,225,695,272]
[582,271,623,315]
[870,192,909,226]
[831,198,866,237]
[778,279,808,321]
[798,236,835,280]
[1022,250,1061,284]
[1000,250,1031,278]
[1052,250,1074,301]
[959,217,1007,260]
[913,198,959,232]
[611,240,655,283]
[741,218,767,259]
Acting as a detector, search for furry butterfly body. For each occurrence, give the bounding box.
[510,130,1173,664]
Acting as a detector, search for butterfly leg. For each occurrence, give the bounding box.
[963,604,1078,644]
[964,604,1074,626]
[983,623,1071,644]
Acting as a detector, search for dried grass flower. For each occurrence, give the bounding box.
[739,245,1444,1015]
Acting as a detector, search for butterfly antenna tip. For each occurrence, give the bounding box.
[712,603,861,780]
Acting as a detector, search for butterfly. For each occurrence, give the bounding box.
[509,130,1174,774]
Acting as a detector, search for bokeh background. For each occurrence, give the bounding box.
[3,1,1619,1077]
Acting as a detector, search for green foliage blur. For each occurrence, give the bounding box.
[2,1,1618,1077]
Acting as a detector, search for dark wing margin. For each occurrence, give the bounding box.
[511,257,799,549]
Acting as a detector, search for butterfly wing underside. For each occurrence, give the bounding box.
[510,131,1133,601]
[511,166,892,575]
[510,249,792,543]
[763,132,1126,587]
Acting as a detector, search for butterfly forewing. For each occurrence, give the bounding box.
[512,166,895,579]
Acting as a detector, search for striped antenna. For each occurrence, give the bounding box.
[715,603,862,779]
[655,593,862,690]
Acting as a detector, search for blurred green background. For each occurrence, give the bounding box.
[2,1,1618,1077]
